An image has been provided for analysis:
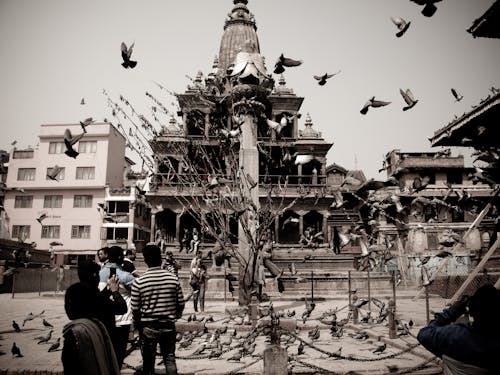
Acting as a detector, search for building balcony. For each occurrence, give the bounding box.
[148,173,329,196]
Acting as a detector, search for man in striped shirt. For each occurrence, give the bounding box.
[131,244,185,375]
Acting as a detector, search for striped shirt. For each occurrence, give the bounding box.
[131,267,185,323]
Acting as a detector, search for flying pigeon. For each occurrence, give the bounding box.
[36,213,48,224]
[360,96,391,115]
[266,118,286,135]
[63,128,85,158]
[121,42,137,69]
[410,0,442,17]
[313,71,341,86]
[79,117,94,133]
[451,88,463,102]
[282,216,299,228]
[390,17,411,37]
[400,88,418,111]
[274,53,302,74]
[47,165,63,181]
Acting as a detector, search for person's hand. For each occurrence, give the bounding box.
[451,294,470,313]
[108,274,120,293]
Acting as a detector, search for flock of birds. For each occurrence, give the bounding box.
[5,310,61,359]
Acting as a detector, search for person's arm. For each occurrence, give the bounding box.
[417,303,467,358]
[107,275,127,315]
[176,282,185,319]
[130,279,142,330]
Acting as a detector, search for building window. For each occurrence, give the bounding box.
[41,225,60,239]
[78,141,97,153]
[13,150,34,159]
[73,195,93,208]
[446,170,463,185]
[72,225,91,239]
[48,142,65,154]
[108,201,129,214]
[12,225,30,240]
[14,196,33,208]
[106,227,128,240]
[44,195,63,208]
[46,167,65,180]
[17,168,36,181]
[76,167,95,180]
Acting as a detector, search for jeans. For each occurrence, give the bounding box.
[140,321,177,375]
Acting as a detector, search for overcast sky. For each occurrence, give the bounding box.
[1,0,499,179]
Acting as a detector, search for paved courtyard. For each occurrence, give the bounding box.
[0,288,447,374]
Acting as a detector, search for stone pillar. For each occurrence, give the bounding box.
[322,212,328,240]
[274,214,280,243]
[264,345,288,375]
[299,215,304,238]
[297,164,302,184]
[182,113,188,134]
[238,113,259,305]
[204,113,210,139]
[175,212,181,242]
[150,212,156,243]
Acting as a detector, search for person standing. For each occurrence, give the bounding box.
[97,247,109,269]
[197,264,208,313]
[99,246,135,369]
[417,284,500,374]
[122,249,139,277]
[62,282,120,375]
[332,226,341,255]
[53,265,65,294]
[190,228,200,253]
[189,258,202,312]
[131,244,185,375]
[162,251,181,277]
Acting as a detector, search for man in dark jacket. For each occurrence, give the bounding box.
[417,284,500,374]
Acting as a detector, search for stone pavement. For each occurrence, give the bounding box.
[0,287,448,374]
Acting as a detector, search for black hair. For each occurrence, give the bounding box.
[468,284,500,329]
[143,244,162,267]
[107,246,124,263]
[65,282,97,320]
[77,259,100,288]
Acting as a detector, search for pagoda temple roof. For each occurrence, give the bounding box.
[468,0,500,39]
[430,90,500,147]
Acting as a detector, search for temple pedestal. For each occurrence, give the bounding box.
[205,266,233,300]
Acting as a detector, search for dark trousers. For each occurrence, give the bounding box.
[140,321,177,375]
[115,325,130,368]
[191,283,201,312]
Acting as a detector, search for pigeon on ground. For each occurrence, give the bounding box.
[390,17,411,37]
[360,97,391,115]
[313,71,341,86]
[400,88,418,111]
[121,42,137,69]
[48,338,61,352]
[274,53,302,74]
[11,343,23,357]
[37,330,53,344]
[43,319,54,328]
[80,98,85,105]
[63,128,85,158]
[12,321,21,332]
[297,341,305,355]
[373,342,387,355]
[451,88,463,102]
